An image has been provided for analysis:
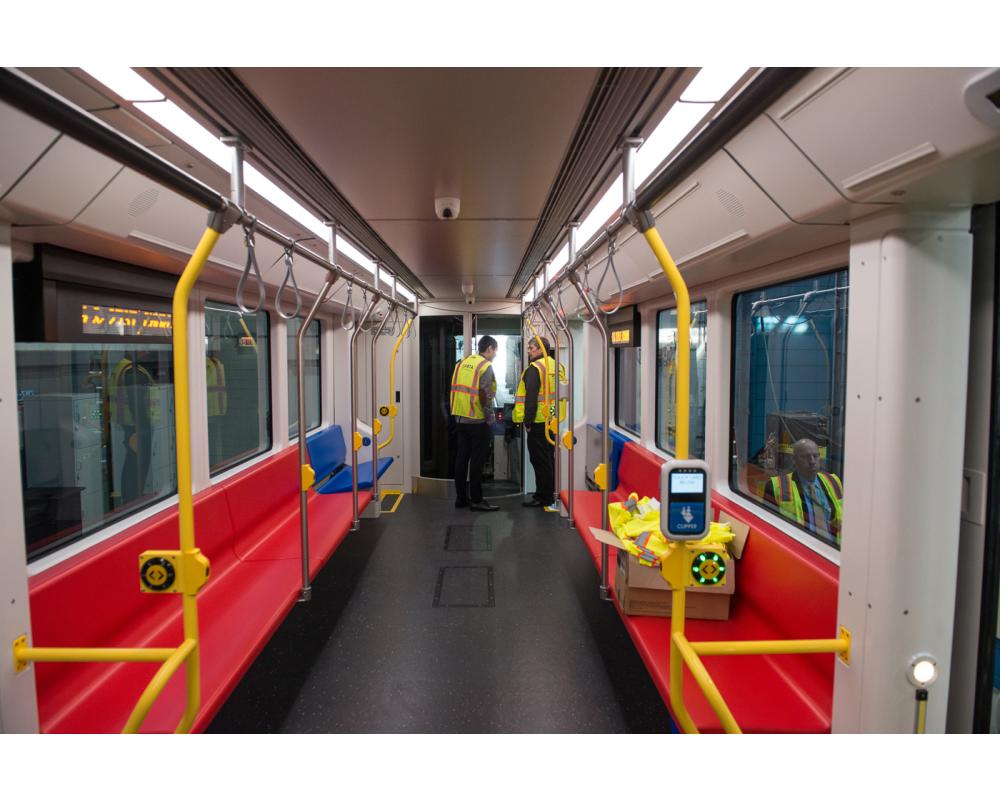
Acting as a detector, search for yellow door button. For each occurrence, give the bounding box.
[140,557,176,592]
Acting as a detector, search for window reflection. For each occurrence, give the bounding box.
[205,302,272,475]
[730,270,849,549]
[16,343,175,559]
[615,347,641,435]
[656,302,707,457]
[287,318,321,438]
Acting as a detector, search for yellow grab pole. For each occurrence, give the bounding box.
[15,646,177,664]
[668,587,700,734]
[672,632,742,734]
[172,225,221,734]
[916,692,928,734]
[122,639,197,734]
[690,637,851,657]
[379,316,412,451]
[637,218,696,731]
[642,225,689,460]
[525,315,555,445]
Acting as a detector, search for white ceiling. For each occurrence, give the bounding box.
[233,68,599,299]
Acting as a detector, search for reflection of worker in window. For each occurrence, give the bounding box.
[108,353,158,508]
[206,352,228,463]
[762,438,843,545]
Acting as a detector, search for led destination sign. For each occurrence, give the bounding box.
[81,304,172,337]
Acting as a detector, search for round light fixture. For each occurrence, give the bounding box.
[908,653,939,688]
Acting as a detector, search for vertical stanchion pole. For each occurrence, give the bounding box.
[370,298,391,512]
[296,274,336,602]
[546,294,573,527]
[350,296,379,530]
[571,270,610,600]
[537,298,562,512]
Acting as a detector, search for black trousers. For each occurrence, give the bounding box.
[527,423,555,504]
[454,422,491,503]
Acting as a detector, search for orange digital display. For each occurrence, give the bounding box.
[611,328,632,345]
[80,304,172,337]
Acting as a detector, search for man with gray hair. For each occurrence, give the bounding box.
[762,438,844,545]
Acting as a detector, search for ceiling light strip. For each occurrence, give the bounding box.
[158,67,428,298]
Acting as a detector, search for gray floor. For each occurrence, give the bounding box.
[208,494,674,733]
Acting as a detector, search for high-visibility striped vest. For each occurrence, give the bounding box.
[769,471,844,543]
[513,356,567,423]
[450,354,495,420]
[109,359,160,426]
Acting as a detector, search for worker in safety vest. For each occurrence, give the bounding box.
[762,438,844,546]
[108,354,160,508]
[514,336,567,508]
[449,335,500,512]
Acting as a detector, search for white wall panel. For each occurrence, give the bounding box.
[834,207,973,732]
[0,224,40,732]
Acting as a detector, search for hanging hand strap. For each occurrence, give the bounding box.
[274,245,303,320]
[596,231,624,315]
[359,287,373,332]
[575,261,597,323]
[340,281,356,331]
[236,220,265,314]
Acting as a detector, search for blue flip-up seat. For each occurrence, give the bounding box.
[591,423,631,491]
[306,425,393,494]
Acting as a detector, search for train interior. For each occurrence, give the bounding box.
[1,15,999,789]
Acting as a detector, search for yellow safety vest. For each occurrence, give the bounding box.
[206,356,228,417]
[109,359,160,426]
[513,356,567,423]
[769,472,844,544]
[450,354,496,420]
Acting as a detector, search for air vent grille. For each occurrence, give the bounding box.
[128,187,159,217]
[715,188,745,218]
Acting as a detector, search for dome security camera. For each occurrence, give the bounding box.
[435,197,461,220]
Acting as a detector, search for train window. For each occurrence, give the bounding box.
[16,341,177,560]
[656,301,708,458]
[287,318,321,438]
[614,346,641,435]
[730,270,849,550]
[205,301,272,475]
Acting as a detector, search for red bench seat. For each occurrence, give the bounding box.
[560,441,839,733]
[28,445,370,733]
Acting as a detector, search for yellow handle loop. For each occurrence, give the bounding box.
[525,316,556,445]
[301,463,315,491]
[594,462,608,491]
[379,317,412,451]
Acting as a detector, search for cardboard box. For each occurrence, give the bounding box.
[589,510,749,620]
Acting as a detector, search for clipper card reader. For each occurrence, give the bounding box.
[661,459,710,541]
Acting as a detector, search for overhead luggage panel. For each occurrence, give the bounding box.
[0,103,60,201]
[773,68,1000,203]
[20,68,115,112]
[642,150,787,282]
[2,135,122,225]
[725,115,885,225]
